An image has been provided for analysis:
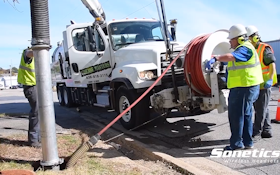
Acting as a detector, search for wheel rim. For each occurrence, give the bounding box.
[58,89,62,103]
[119,95,131,122]
[64,89,68,104]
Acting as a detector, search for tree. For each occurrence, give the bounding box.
[12,67,18,73]
[3,0,20,11]
[0,68,4,75]
[3,0,19,3]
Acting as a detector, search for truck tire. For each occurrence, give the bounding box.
[63,86,74,107]
[116,86,149,130]
[57,85,65,106]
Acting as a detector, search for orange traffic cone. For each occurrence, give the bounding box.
[272,87,280,123]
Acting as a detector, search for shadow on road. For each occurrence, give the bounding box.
[0,137,29,146]
[0,102,230,159]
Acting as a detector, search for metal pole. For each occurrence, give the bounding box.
[10,65,12,87]
[29,0,63,170]
[156,0,179,103]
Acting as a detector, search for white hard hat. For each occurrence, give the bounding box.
[246,25,258,37]
[227,24,247,40]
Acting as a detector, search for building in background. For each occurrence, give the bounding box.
[265,39,280,82]
[0,75,18,89]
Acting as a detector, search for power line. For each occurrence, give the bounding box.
[123,1,155,19]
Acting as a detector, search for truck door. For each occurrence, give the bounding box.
[66,23,112,84]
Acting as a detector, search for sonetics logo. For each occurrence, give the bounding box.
[210,148,280,158]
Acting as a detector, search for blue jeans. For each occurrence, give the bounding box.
[228,85,259,149]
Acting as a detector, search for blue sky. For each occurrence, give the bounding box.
[0,0,279,69]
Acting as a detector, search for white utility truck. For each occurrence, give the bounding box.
[51,0,230,129]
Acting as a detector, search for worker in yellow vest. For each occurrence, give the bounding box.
[246,25,277,139]
[206,24,263,150]
[17,47,41,148]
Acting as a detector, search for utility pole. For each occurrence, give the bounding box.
[29,0,63,170]
[10,65,12,88]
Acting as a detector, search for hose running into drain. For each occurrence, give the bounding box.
[66,44,189,168]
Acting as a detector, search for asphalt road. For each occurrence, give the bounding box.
[1,87,280,175]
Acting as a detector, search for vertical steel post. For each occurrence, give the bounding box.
[29,0,63,170]
[155,0,179,103]
[10,65,12,87]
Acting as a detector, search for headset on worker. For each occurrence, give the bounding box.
[246,25,261,44]
[238,35,246,45]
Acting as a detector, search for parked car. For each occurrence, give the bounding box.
[0,84,4,90]
[10,85,18,89]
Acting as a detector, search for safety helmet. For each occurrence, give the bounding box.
[246,25,258,37]
[227,24,247,40]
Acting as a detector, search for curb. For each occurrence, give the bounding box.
[0,113,29,117]
[80,114,204,175]
[79,112,243,175]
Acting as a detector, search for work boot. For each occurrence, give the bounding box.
[261,131,272,138]
[30,142,41,148]
[252,133,261,143]
[244,145,254,149]
[223,145,244,151]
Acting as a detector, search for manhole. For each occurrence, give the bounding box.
[0,169,36,175]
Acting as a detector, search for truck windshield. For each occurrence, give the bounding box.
[108,21,167,50]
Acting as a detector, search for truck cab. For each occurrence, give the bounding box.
[52,17,187,129]
[52,0,229,130]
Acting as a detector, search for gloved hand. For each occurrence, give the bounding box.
[205,57,216,70]
[264,79,273,89]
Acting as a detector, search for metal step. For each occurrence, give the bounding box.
[97,89,109,93]
[93,103,109,108]
[97,86,111,93]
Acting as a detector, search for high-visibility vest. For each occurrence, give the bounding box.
[227,41,263,89]
[17,50,36,86]
[256,43,278,89]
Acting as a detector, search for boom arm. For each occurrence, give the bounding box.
[81,0,106,24]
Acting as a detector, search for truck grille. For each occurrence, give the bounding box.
[160,52,185,87]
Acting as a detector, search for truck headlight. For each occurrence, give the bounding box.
[139,70,156,80]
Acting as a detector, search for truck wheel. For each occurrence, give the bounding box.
[116,86,149,130]
[63,86,74,107]
[57,86,65,106]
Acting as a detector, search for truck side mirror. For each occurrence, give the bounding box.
[87,26,96,52]
[171,27,176,41]
[89,43,96,52]
[169,19,177,41]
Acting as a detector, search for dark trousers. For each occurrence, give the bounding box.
[253,88,272,135]
[228,85,259,149]
[23,85,40,144]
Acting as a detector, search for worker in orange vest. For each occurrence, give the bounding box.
[246,25,277,139]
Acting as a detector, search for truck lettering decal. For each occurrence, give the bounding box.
[86,73,108,79]
[80,61,111,77]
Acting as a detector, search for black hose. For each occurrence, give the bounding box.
[30,0,50,45]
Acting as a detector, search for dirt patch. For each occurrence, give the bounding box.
[0,130,182,175]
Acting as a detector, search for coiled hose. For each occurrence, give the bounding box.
[184,34,211,95]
